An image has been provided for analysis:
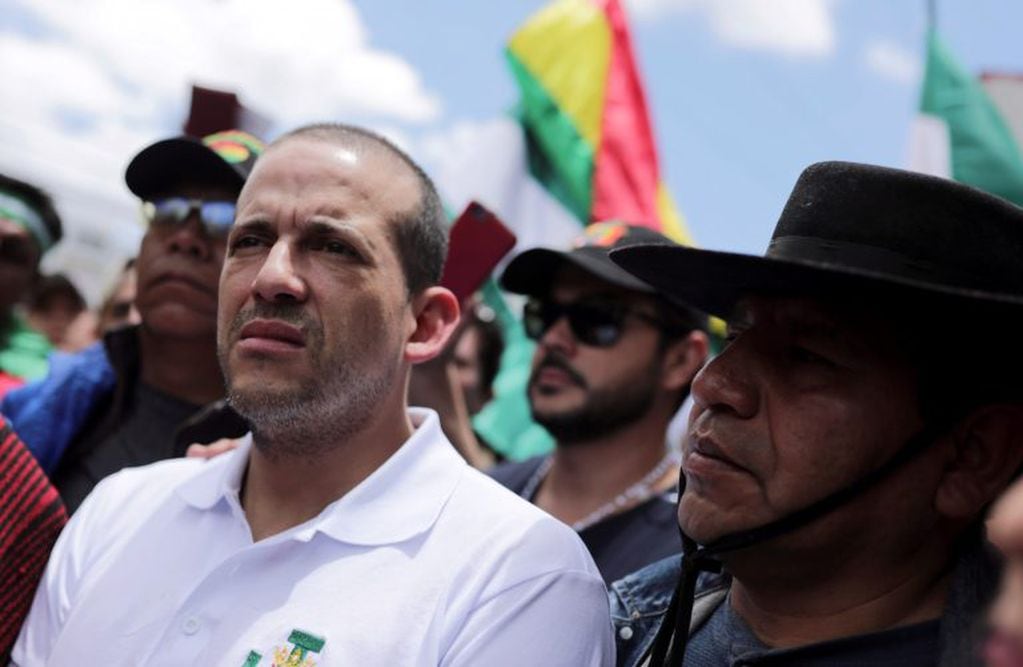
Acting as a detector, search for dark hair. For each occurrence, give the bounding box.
[27,273,85,314]
[274,123,448,295]
[465,308,505,393]
[897,299,1023,427]
[0,172,63,253]
[649,295,707,409]
[809,289,1023,432]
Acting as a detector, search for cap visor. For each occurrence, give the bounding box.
[125,138,243,199]
[501,247,655,296]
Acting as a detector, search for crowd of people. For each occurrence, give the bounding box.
[2,120,1023,666]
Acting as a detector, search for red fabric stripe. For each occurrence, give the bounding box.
[590,0,664,230]
[0,419,67,661]
[0,455,49,550]
[0,505,64,604]
[0,455,37,544]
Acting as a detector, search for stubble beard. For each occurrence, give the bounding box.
[529,353,662,445]
[219,304,397,461]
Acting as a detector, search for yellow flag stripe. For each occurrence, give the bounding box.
[508,0,611,151]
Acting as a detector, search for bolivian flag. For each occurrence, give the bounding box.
[507,0,693,243]
[450,0,695,459]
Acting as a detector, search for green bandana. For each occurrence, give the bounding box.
[0,189,53,252]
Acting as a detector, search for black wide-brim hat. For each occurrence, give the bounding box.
[125,130,264,200]
[610,161,1023,320]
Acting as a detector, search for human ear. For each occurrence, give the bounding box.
[661,330,710,393]
[935,405,1023,520]
[404,287,461,365]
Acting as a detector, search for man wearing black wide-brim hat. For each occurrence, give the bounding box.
[607,161,1023,667]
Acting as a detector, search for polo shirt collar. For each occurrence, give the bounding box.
[175,433,251,511]
[176,408,466,546]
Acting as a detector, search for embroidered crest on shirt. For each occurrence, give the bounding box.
[243,629,326,667]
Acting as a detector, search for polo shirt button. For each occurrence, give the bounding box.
[619,626,634,641]
[182,616,201,635]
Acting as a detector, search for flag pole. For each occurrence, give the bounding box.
[927,0,937,31]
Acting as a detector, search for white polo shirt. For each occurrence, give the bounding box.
[13,409,613,666]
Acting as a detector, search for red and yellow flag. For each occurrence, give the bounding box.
[506,0,692,244]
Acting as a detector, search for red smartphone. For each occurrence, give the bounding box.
[440,201,517,302]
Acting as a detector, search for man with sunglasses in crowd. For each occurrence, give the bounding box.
[492,222,709,585]
[2,130,263,513]
[608,162,1023,666]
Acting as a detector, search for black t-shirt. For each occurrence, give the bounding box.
[53,382,201,513]
[685,590,941,666]
[489,455,681,585]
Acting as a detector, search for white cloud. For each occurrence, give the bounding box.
[0,0,442,300]
[626,0,836,57]
[863,39,921,84]
[8,0,441,127]
[416,118,517,176]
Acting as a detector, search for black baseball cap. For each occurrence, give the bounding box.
[501,221,707,331]
[125,129,264,200]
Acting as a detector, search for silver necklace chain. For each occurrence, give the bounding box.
[521,450,681,532]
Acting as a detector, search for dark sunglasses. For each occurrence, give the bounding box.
[523,298,661,347]
[142,198,236,239]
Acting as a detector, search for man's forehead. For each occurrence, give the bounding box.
[731,296,841,329]
[730,295,900,356]
[241,137,419,214]
[0,217,33,238]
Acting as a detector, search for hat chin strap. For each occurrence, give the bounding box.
[646,421,952,666]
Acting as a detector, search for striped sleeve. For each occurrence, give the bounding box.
[0,417,67,662]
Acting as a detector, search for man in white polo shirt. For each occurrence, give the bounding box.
[13,123,613,666]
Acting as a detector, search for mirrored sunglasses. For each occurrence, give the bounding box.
[142,198,236,239]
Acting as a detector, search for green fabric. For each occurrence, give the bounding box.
[921,31,1023,205]
[505,51,595,221]
[469,47,603,461]
[479,52,597,460]
[472,279,555,460]
[0,313,51,381]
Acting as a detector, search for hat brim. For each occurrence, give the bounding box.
[501,246,656,296]
[610,243,1023,320]
[125,137,244,200]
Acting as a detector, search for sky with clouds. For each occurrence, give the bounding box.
[2,0,1022,299]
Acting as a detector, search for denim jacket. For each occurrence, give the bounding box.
[1,334,118,473]
[609,532,997,667]
[609,554,729,667]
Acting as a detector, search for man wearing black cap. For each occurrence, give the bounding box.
[493,221,710,585]
[607,162,1023,667]
[2,130,263,512]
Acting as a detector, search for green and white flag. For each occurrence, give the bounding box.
[909,30,1023,205]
